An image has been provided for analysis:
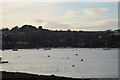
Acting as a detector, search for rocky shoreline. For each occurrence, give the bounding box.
[0,71,118,80]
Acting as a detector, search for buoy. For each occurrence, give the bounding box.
[48,55,50,57]
[76,54,78,56]
[67,57,69,59]
[80,59,84,61]
[72,65,74,67]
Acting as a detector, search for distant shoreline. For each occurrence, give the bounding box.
[1,47,119,51]
[0,71,118,80]
[2,25,120,49]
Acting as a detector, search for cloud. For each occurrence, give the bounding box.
[33,20,70,30]
[1,0,119,2]
[2,2,117,31]
[64,19,118,28]
[81,8,109,20]
[83,8,109,15]
[63,11,76,18]
[0,3,2,26]
[34,19,44,23]
[37,19,117,31]
[61,8,110,22]
[41,21,70,30]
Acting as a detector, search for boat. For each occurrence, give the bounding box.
[0,61,8,63]
[12,48,18,51]
[43,48,51,50]
[0,57,8,64]
[103,48,111,50]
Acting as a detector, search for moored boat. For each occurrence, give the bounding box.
[43,48,51,50]
[103,48,111,50]
[0,61,8,63]
[12,48,18,51]
[0,57,8,64]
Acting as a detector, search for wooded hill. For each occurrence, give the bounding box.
[1,24,120,49]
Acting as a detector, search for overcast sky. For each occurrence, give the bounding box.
[0,1,118,31]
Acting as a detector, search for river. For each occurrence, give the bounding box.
[0,48,118,78]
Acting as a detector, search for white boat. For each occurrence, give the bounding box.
[43,48,51,50]
[0,57,8,64]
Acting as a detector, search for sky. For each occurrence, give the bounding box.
[0,1,119,31]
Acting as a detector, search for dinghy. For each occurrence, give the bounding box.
[0,57,8,64]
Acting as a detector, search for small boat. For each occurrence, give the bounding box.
[0,61,8,63]
[43,48,51,50]
[103,48,111,50]
[12,48,18,51]
[0,57,8,64]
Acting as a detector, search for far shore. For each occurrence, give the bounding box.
[1,47,119,51]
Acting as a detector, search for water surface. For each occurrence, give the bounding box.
[1,48,118,78]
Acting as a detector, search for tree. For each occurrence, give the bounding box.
[38,26,43,30]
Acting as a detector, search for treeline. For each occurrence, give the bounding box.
[1,24,120,49]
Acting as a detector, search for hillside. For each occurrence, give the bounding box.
[1,25,120,49]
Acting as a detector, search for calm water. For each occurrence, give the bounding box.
[0,48,118,78]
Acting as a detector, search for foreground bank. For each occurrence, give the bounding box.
[0,71,118,80]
